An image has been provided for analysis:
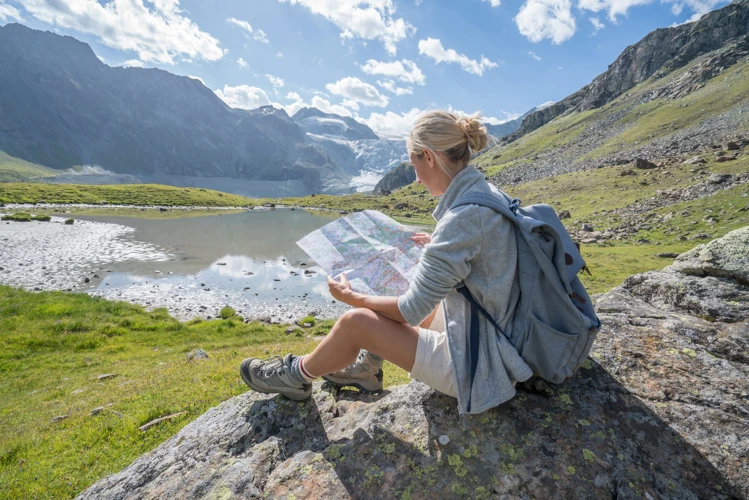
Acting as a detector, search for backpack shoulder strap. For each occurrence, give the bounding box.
[449,190,520,225]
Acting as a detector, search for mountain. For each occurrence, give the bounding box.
[507,0,749,143]
[0,24,354,196]
[372,162,415,194]
[484,101,555,140]
[292,108,379,141]
[292,108,408,192]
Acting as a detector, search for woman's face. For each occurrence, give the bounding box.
[409,149,451,197]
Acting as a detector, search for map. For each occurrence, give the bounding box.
[296,210,423,296]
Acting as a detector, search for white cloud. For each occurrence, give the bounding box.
[254,29,269,43]
[418,38,497,76]
[447,105,520,126]
[577,0,724,22]
[515,0,576,44]
[360,58,425,85]
[310,95,357,116]
[226,17,253,34]
[376,79,413,95]
[483,0,501,6]
[325,77,389,107]
[589,16,604,34]
[214,85,273,110]
[16,0,225,65]
[361,107,423,139]
[237,57,248,68]
[277,0,415,55]
[276,52,285,58]
[265,74,285,87]
[529,51,542,61]
[0,2,23,22]
[341,99,360,111]
[119,59,145,68]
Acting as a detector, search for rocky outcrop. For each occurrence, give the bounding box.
[507,0,749,142]
[372,163,416,195]
[78,228,749,499]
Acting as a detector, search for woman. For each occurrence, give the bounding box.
[239,110,533,415]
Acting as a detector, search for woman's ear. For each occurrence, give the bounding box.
[423,148,435,168]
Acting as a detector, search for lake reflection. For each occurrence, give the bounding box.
[74,209,351,322]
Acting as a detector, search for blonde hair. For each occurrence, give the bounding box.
[406,110,490,179]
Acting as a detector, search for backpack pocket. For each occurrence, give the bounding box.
[521,314,580,384]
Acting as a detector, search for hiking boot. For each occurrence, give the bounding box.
[322,350,384,394]
[239,353,312,401]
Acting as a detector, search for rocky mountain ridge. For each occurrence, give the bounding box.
[0,24,405,196]
[507,0,749,143]
[77,227,749,499]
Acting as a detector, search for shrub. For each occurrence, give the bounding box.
[1,213,31,222]
[219,306,236,319]
[31,215,51,222]
[65,218,75,225]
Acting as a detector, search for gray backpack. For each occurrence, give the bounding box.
[451,189,601,412]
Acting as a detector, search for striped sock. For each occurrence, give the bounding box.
[295,355,318,383]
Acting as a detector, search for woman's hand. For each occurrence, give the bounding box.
[327,273,363,307]
[411,232,432,245]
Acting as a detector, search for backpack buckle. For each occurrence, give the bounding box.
[508,198,521,215]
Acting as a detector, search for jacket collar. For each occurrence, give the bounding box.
[433,165,485,222]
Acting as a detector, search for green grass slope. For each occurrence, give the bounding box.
[0,152,58,183]
[0,286,410,498]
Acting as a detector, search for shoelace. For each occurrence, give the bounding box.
[258,355,286,379]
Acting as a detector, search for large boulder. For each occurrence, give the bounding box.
[78,228,749,499]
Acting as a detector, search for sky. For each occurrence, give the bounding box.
[0,0,732,138]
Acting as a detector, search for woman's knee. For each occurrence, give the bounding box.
[338,307,379,328]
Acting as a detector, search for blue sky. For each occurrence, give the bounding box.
[0,0,731,137]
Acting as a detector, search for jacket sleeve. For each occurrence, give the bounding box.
[398,205,483,326]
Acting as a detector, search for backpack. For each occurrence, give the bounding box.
[450,188,601,412]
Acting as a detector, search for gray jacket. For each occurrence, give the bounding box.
[398,165,533,415]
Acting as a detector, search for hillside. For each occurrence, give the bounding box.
[0,25,361,196]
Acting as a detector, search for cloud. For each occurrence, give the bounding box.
[16,0,226,65]
[265,74,285,87]
[226,17,253,34]
[483,0,501,5]
[377,79,414,95]
[418,38,497,76]
[341,99,360,111]
[577,0,725,22]
[360,58,425,85]
[214,85,273,110]
[119,59,145,68]
[529,51,542,61]
[254,29,269,43]
[0,2,23,22]
[515,0,576,44]
[361,107,423,139]
[237,57,248,68]
[276,52,285,58]
[446,105,520,126]
[325,77,389,107]
[277,0,415,55]
[589,16,604,34]
[188,75,206,86]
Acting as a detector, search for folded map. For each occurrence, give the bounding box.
[296,210,423,296]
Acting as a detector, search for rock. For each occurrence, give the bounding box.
[77,228,749,499]
[715,155,736,163]
[683,155,706,165]
[582,223,594,232]
[725,141,740,150]
[51,414,70,423]
[187,349,209,361]
[619,168,636,176]
[634,158,658,169]
[96,373,119,381]
[91,407,105,416]
[84,277,90,283]
[692,233,712,240]
[557,210,571,219]
[373,163,416,195]
[655,252,680,258]
[708,173,733,183]
[159,207,168,212]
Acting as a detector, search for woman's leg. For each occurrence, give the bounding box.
[302,308,420,377]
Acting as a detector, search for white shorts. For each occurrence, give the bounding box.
[409,302,458,398]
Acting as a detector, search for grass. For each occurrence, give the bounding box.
[0,183,259,207]
[1,213,51,222]
[0,286,410,498]
[0,152,58,183]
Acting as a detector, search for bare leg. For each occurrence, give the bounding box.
[302,308,419,376]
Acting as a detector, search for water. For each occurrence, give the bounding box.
[75,208,351,322]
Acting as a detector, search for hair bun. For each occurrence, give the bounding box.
[457,115,488,152]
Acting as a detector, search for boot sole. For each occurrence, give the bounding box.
[321,376,383,395]
[240,359,312,401]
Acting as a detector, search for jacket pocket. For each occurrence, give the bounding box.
[520,314,579,384]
